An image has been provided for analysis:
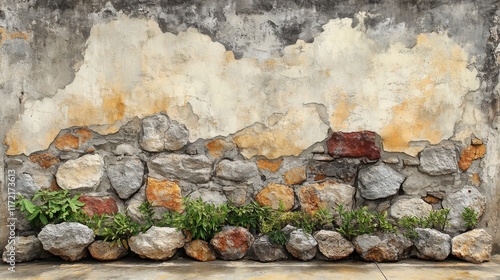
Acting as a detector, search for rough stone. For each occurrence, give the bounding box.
[189,189,228,206]
[413,228,451,261]
[88,240,128,261]
[389,197,433,220]
[299,181,356,215]
[129,226,185,261]
[326,131,380,160]
[38,222,95,261]
[255,183,295,211]
[140,113,189,152]
[16,173,40,198]
[148,154,213,184]
[29,153,60,169]
[126,186,146,223]
[353,233,412,262]
[79,195,119,217]
[442,186,486,233]
[452,229,492,263]
[56,154,104,191]
[206,138,236,158]
[2,236,45,263]
[419,144,458,175]
[251,235,288,262]
[223,185,248,207]
[285,229,317,261]
[54,133,80,151]
[256,158,283,173]
[308,158,360,183]
[358,163,405,200]
[146,177,183,213]
[184,239,217,262]
[458,144,486,171]
[313,230,354,260]
[113,143,140,156]
[107,157,144,199]
[283,166,307,185]
[402,172,454,196]
[215,160,258,182]
[210,226,255,261]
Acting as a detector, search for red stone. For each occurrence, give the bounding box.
[79,196,119,217]
[326,131,380,160]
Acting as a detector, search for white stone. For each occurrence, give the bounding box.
[389,197,433,220]
[38,222,95,261]
[442,186,486,233]
[129,226,185,260]
[56,154,104,191]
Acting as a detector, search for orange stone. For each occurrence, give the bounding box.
[146,177,183,212]
[471,173,481,187]
[256,158,283,173]
[75,128,93,144]
[54,133,79,151]
[458,144,486,171]
[255,183,294,211]
[206,138,234,158]
[283,166,307,185]
[298,185,320,215]
[423,195,440,204]
[29,153,60,169]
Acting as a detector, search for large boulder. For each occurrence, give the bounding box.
[140,113,189,152]
[129,226,185,260]
[38,222,95,261]
[452,229,492,263]
[285,229,317,261]
[184,240,217,262]
[358,163,405,200]
[148,154,213,184]
[442,186,486,233]
[413,228,451,261]
[88,240,128,261]
[56,154,104,191]
[106,156,144,199]
[250,235,288,262]
[353,233,412,262]
[313,230,354,260]
[210,226,255,260]
[2,236,48,263]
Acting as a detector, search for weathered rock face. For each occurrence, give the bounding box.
[210,226,255,261]
[2,236,46,263]
[442,187,487,233]
[56,154,104,191]
[353,233,412,262]
[452,229,492,263]
[313,230,354,260]
[145,177,183,212]
[189,189,228,206]
[29,153,60,169]
[413,228,451,261]
[419,144,458,176]
[106,157,144,199]
[389,197,433,221]
[358,163,405,200]
[129,226,185,260]
[16,173,40,198]
[184,239,217,262]
[327,131,380,160]
[285,229,318,261]
[308,158,360,183]
[79,195,119,217]
[298,181,355,215]
[255,183,295,211]
[38,222,95,261]
[140,113,189,152]
[148,154,213,184]
[88,240,128,261]
[250,235,288,262]
[283,166,307,185]
[215,160,258,182]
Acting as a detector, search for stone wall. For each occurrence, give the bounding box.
[1,0,500,252]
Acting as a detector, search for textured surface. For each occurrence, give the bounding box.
[413,228,451,261]
[55,154,104,191]
[129,226,185,261]
[313,230,354,260]
[452,229,492,264]
[38,223,95,261]
[88,240,128,261]
[210,226,254,261]
[285,229,318,261]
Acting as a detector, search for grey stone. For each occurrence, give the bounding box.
[210,226,255,260]
[215,160,258,182]
[358,163,405,200]
[281,225,298,235]
[402,172,455,196]
[285,229,317,261]
[140,113,189,152]
[125,186,146,223]
[189,189,228,206]
[107,156,144,199]
[16,173,40,198]
[148,153,213,184]
[413,228,451,261]
[250,235,288,262]
[129,226,185,260]
[88,240,128,261]
[2,236,46,263]
[419,144,458,175]
[223,185,248,207]
[452,229,492,263]
[38,222,95,261]
[383,157,399,164]
[389,197,433,221]
[313,230,354,260]
[353,233,412,262]
[442,186,486,233]
[56,154,104,191]
[307,158,360,183]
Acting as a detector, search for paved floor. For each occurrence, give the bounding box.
[1,255,500,280]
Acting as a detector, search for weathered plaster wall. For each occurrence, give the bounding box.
[1,0,500,251]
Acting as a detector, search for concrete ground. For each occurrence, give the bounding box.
[1,255,500,280]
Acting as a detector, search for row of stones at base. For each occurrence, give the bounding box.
[3,222,492,265]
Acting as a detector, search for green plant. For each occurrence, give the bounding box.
[99,213,142,248]
[398,209,451,238]
[398,216,420,238]
[138,201,155,230]
[335,205,378,239]
[226,201,272,233]
[376,211,396,233]
[16,190,86,228]
[260,207,332,235]
[462,207,479,230]
[268,230,287,245]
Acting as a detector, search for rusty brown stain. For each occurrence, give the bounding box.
[0,27,29,45]
[103,91,126,123]
[283,166,307,185]
[146,177,183,213]
[75,128,93,144]
[54,133,80,151]
[458,144,486,171]
[471,173,481,186]
[29,153,60,169]
[256,158,283,173]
